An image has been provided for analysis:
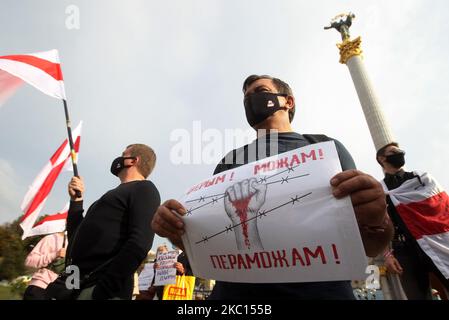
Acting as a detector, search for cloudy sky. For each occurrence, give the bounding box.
[1,0,448,251]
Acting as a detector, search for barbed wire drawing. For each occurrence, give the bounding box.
[185,163,310,214]
[194,191,312,245]
[182,164,314,248]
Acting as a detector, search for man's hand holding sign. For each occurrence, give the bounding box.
[152,165,391,259]
[152,142,393,284]
[331,169,393,257]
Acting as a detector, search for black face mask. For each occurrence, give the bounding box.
[244,92,288,127]
[385,152,405,169]
[110,156,136,176]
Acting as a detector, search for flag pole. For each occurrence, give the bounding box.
[62,98,82,197]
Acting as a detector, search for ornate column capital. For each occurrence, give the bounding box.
[337,36,363,64]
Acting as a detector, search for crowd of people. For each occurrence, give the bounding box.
[21,74,448,300]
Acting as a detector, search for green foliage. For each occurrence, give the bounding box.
[0,221,26,280]
[0,286,21,300]
[9,276,31,299]
[0,217,44,281]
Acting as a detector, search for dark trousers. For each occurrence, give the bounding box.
[23,285,47,300]
[394,240,449,300]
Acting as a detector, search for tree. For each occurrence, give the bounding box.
[0,217,44,281]
[0,223,26,280]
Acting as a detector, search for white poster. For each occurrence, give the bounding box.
[138,263,155,291]
[154,251,179,286]
[180,141,367,283]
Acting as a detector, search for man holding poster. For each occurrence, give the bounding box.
[152,75,393,299]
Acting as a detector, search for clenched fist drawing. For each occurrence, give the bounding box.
[224,178,267,251]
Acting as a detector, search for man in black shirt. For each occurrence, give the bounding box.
[376,142,449,299]
[152,75,393,299]
[66,143,160,299]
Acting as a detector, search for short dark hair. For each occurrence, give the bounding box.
[242,74,295,123]
[376,142,399,166]
[126,143,157,178]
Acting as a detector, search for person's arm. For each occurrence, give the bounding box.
[332,140,393,257]
[92,182,161,300]
[151,200,187,251]
[331,170,394,257]
[67,177,85,241]
[25,234,61,269]
[382,246,403,274]
[152,159,231,252]
[333,139,356,171]
[177,252,193,276]
[174,262,185,275]
[66,201,84,242]
[359,215,394,257]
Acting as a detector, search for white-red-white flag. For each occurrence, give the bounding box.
[0,49,66,106]
[25,202,69,238]
[383,172,449,279]
[20,121,82,239]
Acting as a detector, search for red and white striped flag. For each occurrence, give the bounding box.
[25,202,69,238]
[383,172,449,279]
[0,49,66,106]
[20,121,82,239]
